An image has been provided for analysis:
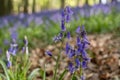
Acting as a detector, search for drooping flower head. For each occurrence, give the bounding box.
[22,36,29,55]
[45,51,52,56]
[6,51,12,68]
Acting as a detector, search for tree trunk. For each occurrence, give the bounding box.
[0,0,6,16]
[85,0,89,5]
[7,0,13,14]
[61,0,65,9]
[76,0,80,6]
[32,0,36,13]
[99,0,102,4]
[24,0,28,13]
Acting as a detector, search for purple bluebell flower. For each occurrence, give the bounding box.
[4,39,10,45]
[81,61,87,69]
[76,26,81,34]
[81,25,86,38]
[80,75,85,80]
[65,6,73,16]
[45,51,52,56]
[75,58,80,68]
[65,42,70,54]
[7,61,12,68]
[76,36,81,45]
[68,49,75,58]
[8,41,18,55]
[61,20,66,31]
[6,51,12,68]
[11,31,18,41]
[67,31,71,40]
[68,62,75,74]
[66,14,70,23]
[81,50,89,60]
[65,6,73,23]
[53,32,63,42]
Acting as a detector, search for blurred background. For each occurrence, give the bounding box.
[0,0,120,80]
[0,0,120,15]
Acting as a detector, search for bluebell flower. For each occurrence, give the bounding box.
[81,50,89,60]
[75,58,81,68]
[80,75,85,80]
[11,31,18,41]
[76,26,81,34]
[45,51,52,56]
[65,6,73,22]
[81,25,87,38]
[7,61,12,68]
[9,42,18,55]
[65,6,73,16]
[6,51,11,68]
[61,20,66,31]
[66,14,70,23]
[76,36,81,45]
[65,42,70,54]
[68,49,75,58]
[53,32,63,42]
[81,61,87,69]
[67,31,71,40]
[68,62,75,74]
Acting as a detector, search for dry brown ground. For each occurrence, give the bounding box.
[30,33,120,80]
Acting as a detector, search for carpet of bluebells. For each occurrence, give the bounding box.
[0,1,120,80]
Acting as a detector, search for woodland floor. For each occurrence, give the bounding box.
[30,33,120,80]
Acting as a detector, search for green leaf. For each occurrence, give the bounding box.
[71,75,77,80]
[43,64,46,80]
[58,69,67,80]
[0,73,6,79]
[0,60,10,80]
[28,68,40,80]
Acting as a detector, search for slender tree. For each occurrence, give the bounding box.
[0,0,6,16]
[85,0,89,5]
[7,0,13,14]
[61,0,65,9]
[24,0,29,13]
[99,0,102,4]
[76,0,80,6]
[32,0,36,13]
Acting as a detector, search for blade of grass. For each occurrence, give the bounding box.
[0,60,10,80]
[58,69,67,80]
[43,64,46,80]
[28,68,39,80]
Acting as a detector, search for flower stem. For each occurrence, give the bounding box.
[53,53,60,80]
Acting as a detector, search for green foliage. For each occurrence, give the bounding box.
[0,53,39,80]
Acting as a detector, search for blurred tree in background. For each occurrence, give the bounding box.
[32,0,36,13]
[0,0,6,16]
[0,0,119,16]
[23,0,29,13]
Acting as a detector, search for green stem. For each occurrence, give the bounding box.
[53,53,60,80]
[59,69,67,80]
[71,72,75,80]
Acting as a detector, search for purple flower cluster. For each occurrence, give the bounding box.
[6,35,29,68]
[45,6,90,80]
[52,6,73,43]
[66,25,90,79]
[6,39,18,68]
